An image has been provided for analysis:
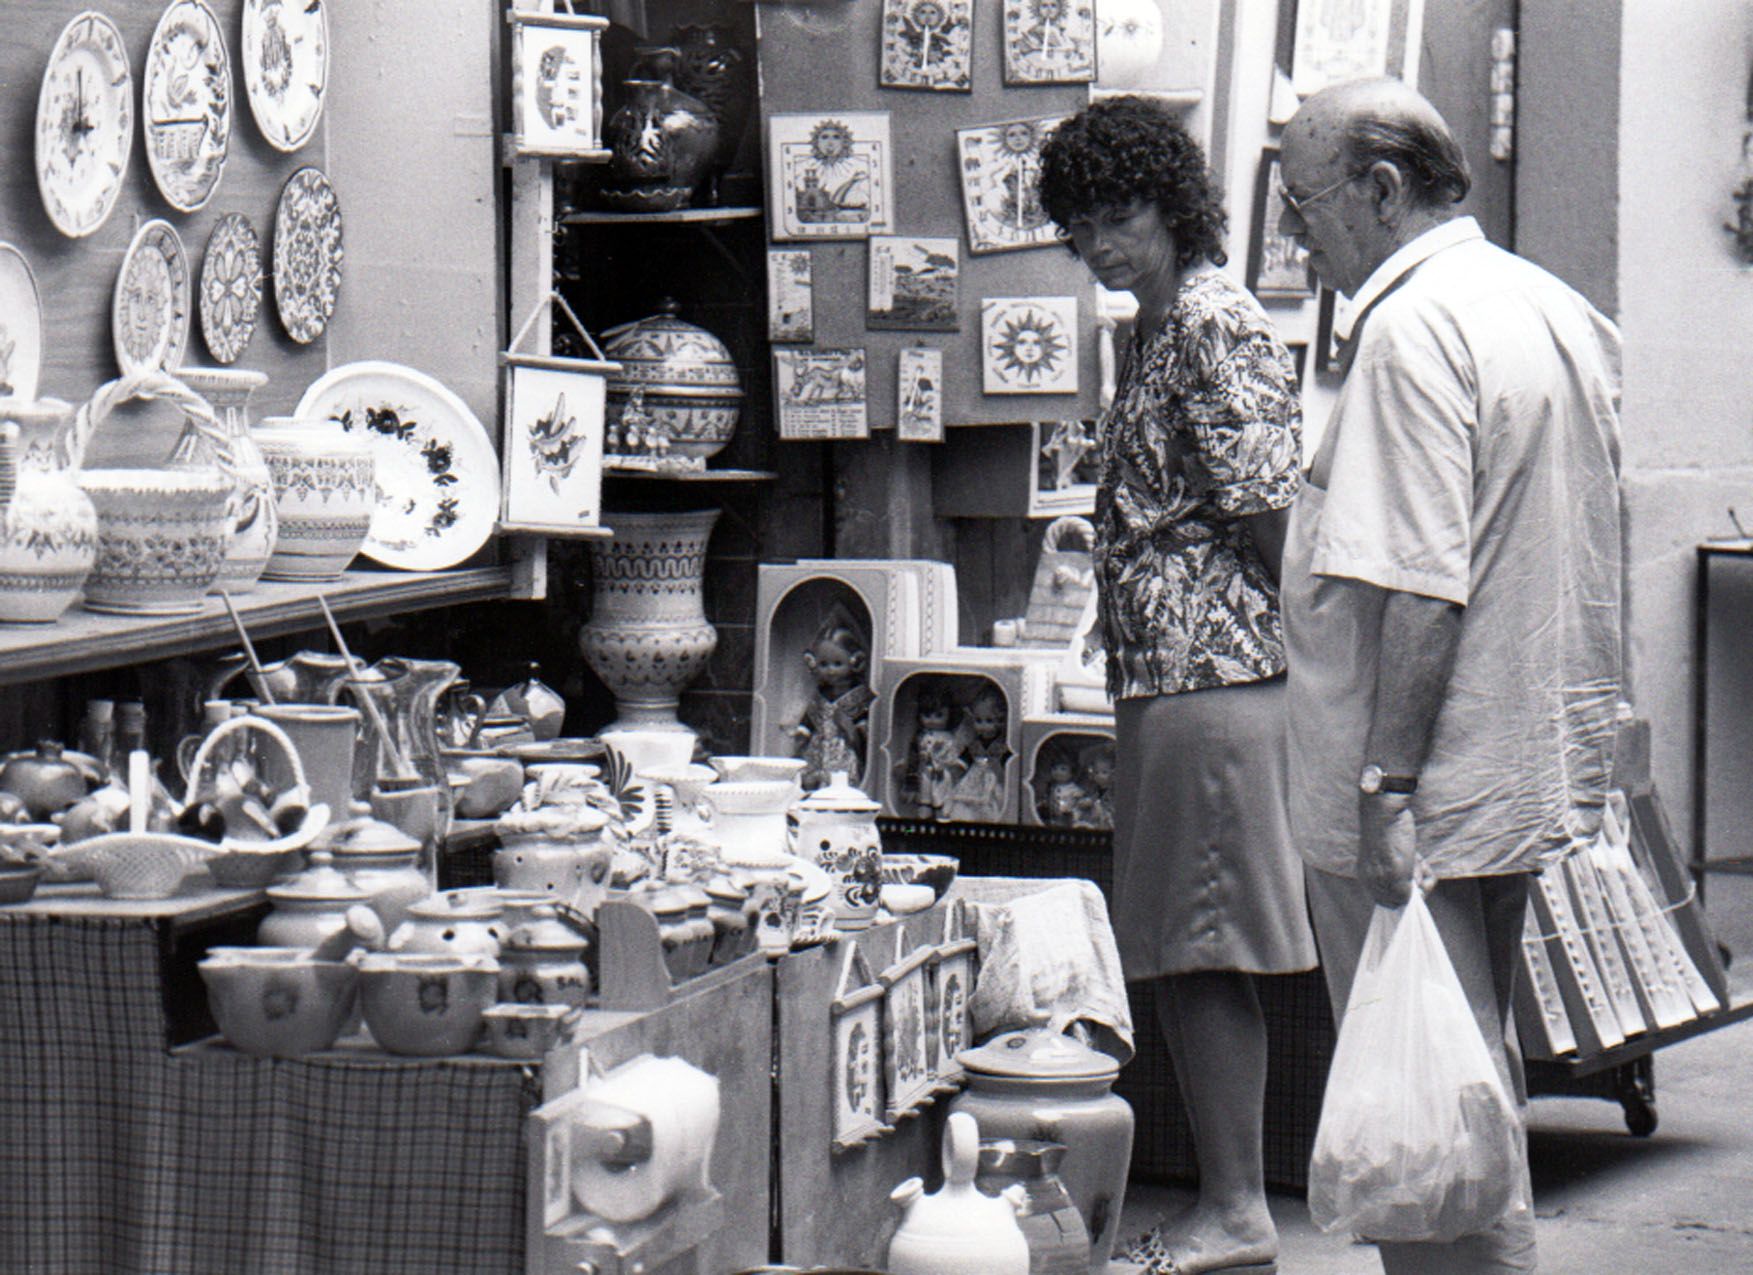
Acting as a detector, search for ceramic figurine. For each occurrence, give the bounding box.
[901,691,964,822]
[1072,741,1115,831]
[1037,744,1086,828]
[791,614,877,792]
[945,686,1009,823]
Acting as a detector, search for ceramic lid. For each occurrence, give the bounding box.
[267,849,372,906]
[602,300,744,398]
[325,815,421,860]
[956,1028,1121,1082]
[789,770,879,817]
[405,887,503,921]
[503,903,589,953]
[495,803,610,838]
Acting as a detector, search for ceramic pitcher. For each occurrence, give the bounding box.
[171,367,277,593]
[0,399,98,623]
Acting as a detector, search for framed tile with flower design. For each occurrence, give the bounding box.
[880,929,938,1121]
[831,944,890,1152]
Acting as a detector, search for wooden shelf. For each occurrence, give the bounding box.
[559,205,762,226]
[0,565,521,685]
[605,467,777,483]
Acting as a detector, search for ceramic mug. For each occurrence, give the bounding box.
[256,704,362,825]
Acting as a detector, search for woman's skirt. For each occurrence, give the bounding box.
[1111,678,1317,979]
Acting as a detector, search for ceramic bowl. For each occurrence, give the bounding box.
[707,755,807,787]
[255,417,376,582]
[880,853,960,901]
[355,951,500,1056]
[495,737,605,766]
[77,470,234,615]
[207,845,305,889]
[199,947,359,1057]
[480,1003,577,1060]
[880,882,936,916]
[53,831,217,899]
[0,863,43,904]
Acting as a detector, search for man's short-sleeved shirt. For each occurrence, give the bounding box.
[1094,268,1303,700]
[1283,218,1624,877]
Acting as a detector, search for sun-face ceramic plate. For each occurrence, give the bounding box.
[272,166,343,344]
[143,0,233,213]
[199,213,262,365]
[35,11,134,239]
[0,244,45,401]
[112,219,192,377]
[295,361,501,571]
[241,0,329,152]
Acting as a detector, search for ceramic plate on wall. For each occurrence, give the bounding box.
[35,11,134,238]
[143,0,233,213]
[272,166,343,344]
[241,0,330,152]
[0,244,45,400]
[295,361,501,571]
[112,219,192,377]
[199,213,262,365]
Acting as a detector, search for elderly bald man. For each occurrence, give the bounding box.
[1276,79,1623,1274]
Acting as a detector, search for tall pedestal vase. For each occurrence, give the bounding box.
[579,509,719,737]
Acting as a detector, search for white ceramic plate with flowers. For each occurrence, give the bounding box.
[112,219,192,376]
[272,165,343,344]
[0,243,44,400]
[295,361,500,571]
[142,0,233,213]
[241,0,329,152]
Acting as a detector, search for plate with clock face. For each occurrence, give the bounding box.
[242,0,330,153]
[113,220,192,378]
[143,0,234,213]
[35,11,135,239]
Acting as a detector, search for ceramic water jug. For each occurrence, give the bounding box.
[888,1111,1030,1275]
[327,815,432,931]
[599,47,719,212]
[171,367,277,592]
[787,771,884,931]
[0,399,98,623]
[975,1139,1092,1274]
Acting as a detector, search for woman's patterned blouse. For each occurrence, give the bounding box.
[1094,268,1303,700]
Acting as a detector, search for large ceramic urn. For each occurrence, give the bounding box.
[601,302,743,462]
[578,508,719,737]
[598,46,719,212]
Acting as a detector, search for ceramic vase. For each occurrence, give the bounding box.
[602,303,743,461]
[598,46,719,212]
[172,367,277,592]
[255,416,375,582]
[579,508,719,734]
[0,398,99,623]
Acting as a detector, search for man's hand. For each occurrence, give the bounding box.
[1357,791,1417,907]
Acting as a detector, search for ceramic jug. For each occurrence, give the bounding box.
[171,367,277,592]
[0,399,98,623]
[488,662,566,742]
[342,660,457,842]
[888,1111,1030,1275]
[975,1139,1092,1275]
[949,1029,1135,1271]
[599,47,719,212]
[786,770,883,931]
[671,22,751,202]
[260,849,378,951]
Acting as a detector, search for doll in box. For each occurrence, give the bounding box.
[791,614,878,792]
[900,690,965,821]
[945,685,1011,823]
[1072,740,1116,830]
[1037,742,1087,827]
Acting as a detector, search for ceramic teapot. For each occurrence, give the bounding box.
[888,1111,1030,1275]
[787,771,883,931]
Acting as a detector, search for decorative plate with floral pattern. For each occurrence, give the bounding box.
[143,0,233,213]
[272,165,343,344]
[35,11,134,239]
[199,213,261,365]
[112,219,191,377]
[294,361,500,571]
[0,244,44,401]
[241,0,329,152]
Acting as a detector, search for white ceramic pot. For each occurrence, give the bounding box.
[199,947,359,1058]
[601,304,743,460]
[702,779,796,868]
[787,770,884,931]
[173,367,277,592]
[78,469,234,615]
[355,951,499,1056]
[255,416,375,582]
[0,398,98,623]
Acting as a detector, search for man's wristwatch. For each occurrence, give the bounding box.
[1359,764,1418,796]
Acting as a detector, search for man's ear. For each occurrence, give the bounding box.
[1366,159,1409,222]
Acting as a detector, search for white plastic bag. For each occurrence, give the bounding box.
[1308,889,1525,1243]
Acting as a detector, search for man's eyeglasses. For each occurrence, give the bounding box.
[1279,170,1366,220]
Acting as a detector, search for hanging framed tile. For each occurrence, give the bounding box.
[498,290,618,537]
[143,1,233,213]
[775,348,870,440]
[868,235,959,331]
[897,347,945,443]
[982,297,1079,395]
[1246,148,1316,301]
[957,116,1068,255]
[880,928,938,1122]
[1290,0,1400,98]
[879,0,973,92]
[830,944,891,1153]
[1002,0,1096,85]
[767,249,815,343]
[930,899,979,1087]
[769,111,893,241]
[505,9,609,160]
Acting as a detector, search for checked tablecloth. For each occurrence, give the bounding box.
[0,910,541,1274]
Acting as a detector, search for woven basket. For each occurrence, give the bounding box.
[60,832,216,900]
[1023,516,1096,648]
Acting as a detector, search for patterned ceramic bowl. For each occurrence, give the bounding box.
[355,951,499,1057]
[255,417,375,582]
[879,853,959,901]
[77,470,233,615]
[199,947,359,1057]
[602,306,743,461]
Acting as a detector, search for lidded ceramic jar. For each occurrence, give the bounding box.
[0,740,90,820]
[260,849,377,950]
[388,887,505,959]
[497,900,592,1008]
[0,398,98,623]
[326,815,432,931]
[631,881,714,981]
[601,301,743,461]
[948,1029,1135,1272]
[702,778,795,869]
[254,416,375,582]
[788,770,884,931]
[493,802,614,916]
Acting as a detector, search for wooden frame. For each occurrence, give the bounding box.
[505,10,609,161]
[879,929,938,1121]
[1288,0,1401,98]
[1246,148,1317,301]
[928,899,978,1086]
[830,945,891,1151]
[879,0,973,92]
